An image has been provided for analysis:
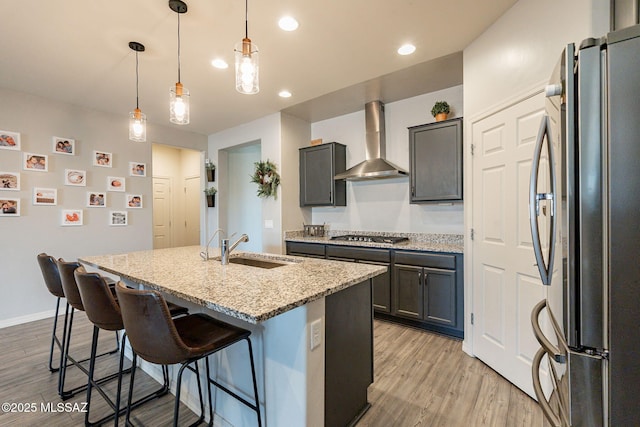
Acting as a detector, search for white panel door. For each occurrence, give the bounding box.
[153,177,172,249]
[471,93,549,398]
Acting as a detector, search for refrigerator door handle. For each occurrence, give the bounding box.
[532,347,563,427]
[531,299,566,363]
[529,115,558,286]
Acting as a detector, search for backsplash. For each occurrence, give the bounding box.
[285,229,464,246]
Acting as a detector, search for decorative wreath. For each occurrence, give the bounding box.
[250,159,281,199]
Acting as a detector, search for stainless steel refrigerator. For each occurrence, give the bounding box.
[529,24,640,426]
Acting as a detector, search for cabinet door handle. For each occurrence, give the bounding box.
[411,187,415,197]
[417,271,422,281]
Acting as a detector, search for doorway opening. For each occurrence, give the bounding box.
[221,141,262,252]
[152,143,202,249]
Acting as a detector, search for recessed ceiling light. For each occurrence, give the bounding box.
[278,16,299,31]
[211,58,229,69]
[397,44,416,55]
[279,90,292,98]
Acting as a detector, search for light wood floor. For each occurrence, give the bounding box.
[358,320,545,427]
[0,313,544,426]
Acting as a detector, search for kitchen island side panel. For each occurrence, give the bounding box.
[325,279,373,427]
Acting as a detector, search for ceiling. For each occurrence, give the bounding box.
[0,0,516,136]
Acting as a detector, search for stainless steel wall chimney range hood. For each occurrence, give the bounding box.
[334,101,408,181]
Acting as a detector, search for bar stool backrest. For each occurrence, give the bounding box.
[74,267,123,332]
[57,259,84,311]
[115,282,191,365]
[37,253,64,298]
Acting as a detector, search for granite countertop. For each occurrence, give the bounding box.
[285,230,464,254]
[79,246,385,324]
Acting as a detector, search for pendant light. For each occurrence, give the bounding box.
[128,41,146,142]
[235,0,259,94]
[169,0,190,124]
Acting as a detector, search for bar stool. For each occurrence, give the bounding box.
[57,258,122,400]
[36,253,69,373]
[75,267,187,427]
[115,282,262,427]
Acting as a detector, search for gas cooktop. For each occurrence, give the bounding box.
[330,235,409,244]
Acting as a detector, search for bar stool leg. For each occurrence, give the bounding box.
[58,306,75,396]
[58,312,123,399]
[172,360,208,427]
[48,297,63,372]
[85,325,100,426]
[114,333,128,427]
[246,338,262,427]
[125,352,138,426]
[205,357,214,427]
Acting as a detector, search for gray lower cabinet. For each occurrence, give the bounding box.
[286,241,463,338]
[393,265,457,327]
[392,251,463,338]
[299,142,347,207]
[394,265,423,319]
[364,261,391,313]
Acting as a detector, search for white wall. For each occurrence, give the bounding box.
[281,113,312,232]
[310,86,464,234]
[208,113,310,254]
[464,0,609,119]
[0,87,206,326]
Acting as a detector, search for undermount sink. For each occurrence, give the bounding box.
[228,257,288,269]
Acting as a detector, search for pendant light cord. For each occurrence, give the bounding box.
[135,50,140,110]
[177,11,181,83]
[245,0,248,38]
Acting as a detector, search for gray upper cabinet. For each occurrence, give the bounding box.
[299,142,347,207]
[409,118,463,203]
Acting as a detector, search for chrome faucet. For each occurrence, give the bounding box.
[221,233,249,265]
[200,228,225,260]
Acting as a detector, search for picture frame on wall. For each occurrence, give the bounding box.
[87,191,106,207]
[33,188,57,205]
[93,151,112,167]
[61,209,83,226]
[0,130,20,151]
[65,169,86,186]
[23,153,48,172]
[109,210,128,226]
[0,198,20,216]
[107,176,125,192]
[126,194,142,208]
[0,172,20,191]
[52,137,75,155]
[129,162,146,177]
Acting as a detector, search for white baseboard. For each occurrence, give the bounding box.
[0,309,57,329]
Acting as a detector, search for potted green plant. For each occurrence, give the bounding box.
[205,159,216,182]
[431,101,450,122]
[204,186,217,207]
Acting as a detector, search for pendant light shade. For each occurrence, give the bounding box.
[235,0,259,94]
[169,0,190,125]
[128,41,146,142]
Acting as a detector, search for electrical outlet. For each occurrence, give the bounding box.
[264,219,274,229]
[310,319,322,350]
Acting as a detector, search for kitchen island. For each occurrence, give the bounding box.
[80,246,385,427]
